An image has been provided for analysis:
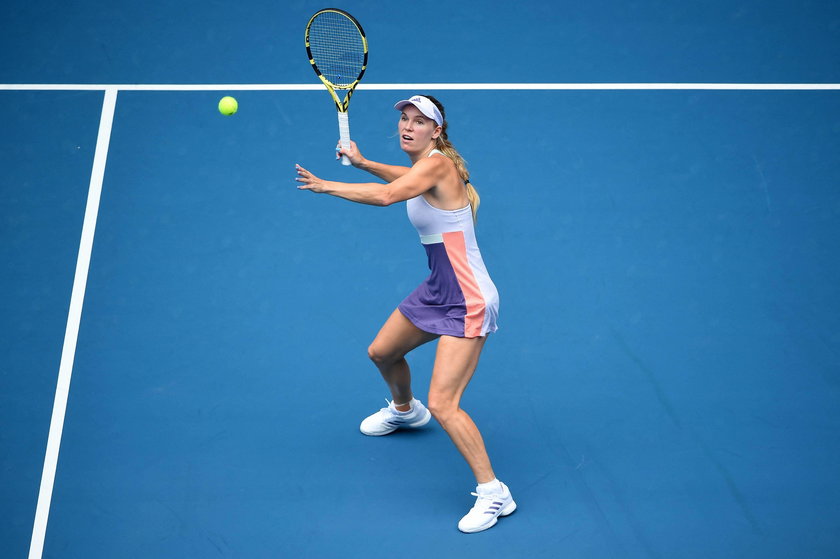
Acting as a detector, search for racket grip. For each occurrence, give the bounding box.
[337,111,351,166]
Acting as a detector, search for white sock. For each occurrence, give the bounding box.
[476,478,503,495]
[394,399,414,414]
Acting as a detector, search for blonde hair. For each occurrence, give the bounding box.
[425,95,480,222]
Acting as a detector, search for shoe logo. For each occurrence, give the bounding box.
[484,501,504,514]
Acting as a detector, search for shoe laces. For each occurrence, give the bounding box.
[381,398,398,413]
[373,399,402,420]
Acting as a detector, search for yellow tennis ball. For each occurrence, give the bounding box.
[218,96,238,116]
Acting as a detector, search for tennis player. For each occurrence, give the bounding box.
[295,95,515,533]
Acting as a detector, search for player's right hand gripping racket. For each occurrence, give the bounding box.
[305,8,368,166]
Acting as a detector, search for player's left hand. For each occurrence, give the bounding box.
[295,164,328,193]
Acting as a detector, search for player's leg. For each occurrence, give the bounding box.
[367,308,438,407]
[360,309,438,436]
[427,335,516,533]
[426,335,493,479]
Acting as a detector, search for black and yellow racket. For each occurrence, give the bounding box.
[305,8,368,166]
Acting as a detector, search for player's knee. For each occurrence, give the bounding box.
[367,343,391,366]
[427,395,456,424]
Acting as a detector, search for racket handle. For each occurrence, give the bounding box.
[337,111,351,166]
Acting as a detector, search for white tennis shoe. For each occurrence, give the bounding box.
[359,398,432,436]
[458,482,516,533]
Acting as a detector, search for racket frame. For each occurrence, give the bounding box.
[305,8,368,165]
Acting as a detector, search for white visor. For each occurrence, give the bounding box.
[393,95,444,127]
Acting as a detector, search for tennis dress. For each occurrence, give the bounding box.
[397,150,499,338]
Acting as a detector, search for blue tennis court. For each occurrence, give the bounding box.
[2,1,840,558]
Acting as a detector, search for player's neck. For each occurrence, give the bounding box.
[407,144,436,164]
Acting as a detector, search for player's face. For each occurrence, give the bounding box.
[398,105,441,154]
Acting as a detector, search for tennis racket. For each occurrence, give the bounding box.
[305,8,368,166]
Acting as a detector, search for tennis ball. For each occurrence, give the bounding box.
[218,96,238,116]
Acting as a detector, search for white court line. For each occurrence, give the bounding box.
[368,83,840,90]
[28,87,118,559]
[0,82,839,91]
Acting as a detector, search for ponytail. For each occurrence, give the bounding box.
[424,95,480,222]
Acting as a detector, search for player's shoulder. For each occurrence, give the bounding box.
[415,151,453,174]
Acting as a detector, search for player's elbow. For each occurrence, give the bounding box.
[378,189,396,207]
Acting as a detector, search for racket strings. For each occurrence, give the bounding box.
[308,12,365,88]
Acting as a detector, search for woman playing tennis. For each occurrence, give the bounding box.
[295,95,515,533]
